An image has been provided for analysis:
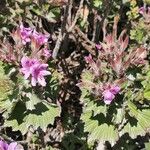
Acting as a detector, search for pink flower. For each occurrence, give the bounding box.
[103,90,115,104]
[32,30,49,46]
[20,57,51,86]
[31,63,51,86]
[20,57,39,79]
[20,24,32,45]
[102,85,120,104]
[0,140,18,150]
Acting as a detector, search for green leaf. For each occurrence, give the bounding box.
[81,70,93,81]
[25,93,41,110]
[145,142,150,150]
[4,101,60,134]
[144,0,150,5]
[144,91,150,100]
[120,101,150,138]
[0,62,14,102]
[84,100,106,117]
[93,0,102,8]
[45,71,60,101]
[113,108,125,125]
[81,112,119,144]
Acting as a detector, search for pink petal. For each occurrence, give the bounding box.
[32,29,39,38]
[0,140,8,150]
[40,64,49,69]
[24,71,31,79]
[40,70,51,76]
[25,37,31,42]
[110,86,120,95]
[103,90,115,101]
[95,44,102,50]
[22,40,26,45]
[38,76,46,86]
[21,57,29,67]
[20,24,24,30]
[31,77,37,86]
[104,99,112,105]
[8,142,17,150]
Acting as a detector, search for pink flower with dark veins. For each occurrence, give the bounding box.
[102,85,120,104]
[20,57,39,79]
[32,30,49,46]
[20,24,32,45]
[31,63,51,86]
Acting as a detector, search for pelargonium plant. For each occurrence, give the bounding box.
[78,16,150,146]
[0,24,60,146]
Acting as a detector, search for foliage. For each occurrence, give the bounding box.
[0,0,150,149]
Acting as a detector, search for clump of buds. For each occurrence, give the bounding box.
[84,54,100,76]
[99,16,147,77]
[78,16,148,105]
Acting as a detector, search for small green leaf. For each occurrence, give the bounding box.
[145,142,150,150]
[144,91,150,100]
[82,70,93,81]
[93,0,102,8]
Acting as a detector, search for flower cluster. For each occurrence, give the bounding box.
[19,24,49,46]
[0,140,23,150]
[21,57,51,86]
[0,24,51,65]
